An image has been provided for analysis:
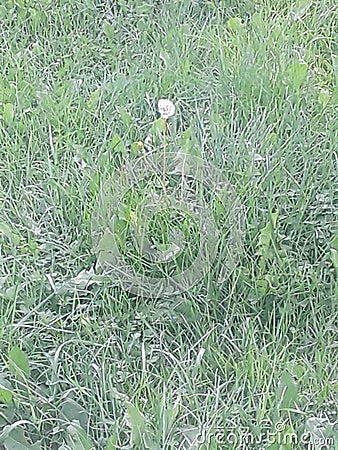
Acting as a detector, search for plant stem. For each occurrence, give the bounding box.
[162,119,167,195]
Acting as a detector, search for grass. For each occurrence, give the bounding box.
[0,0,337,448]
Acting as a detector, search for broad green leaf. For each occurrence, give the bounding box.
[251,12,265,33]
[0,222,20,246]
[3,103,14,123]
[65,422,94,450]
[143,433,161,450]
[116,202,132,221]
[0,421,34,442]
[0,6,7,19]
[271,211,279,228]
[330,249,338,271]
[151,118,166,135]
[331,55,338,104]
[318,89,331,109]
[87,88,101,111]
[8,347,30,378]
[103,21,115,40]
[110,134,125,154]
[257,222,272,257]
[287,62,308,91]
[60,399,89,429]
[105,435,117,450]
[227,17,243,33]
[257,212,278,262]
[117,106,132,127]
[285,361,305,379]
[256,278,269,295]
[181,127,192,141]
[0,385,12,404]
[3,427,42,450]
[276,371,298,410]
[97,231,119,267]
[269,132,278,144]
[330,234,338,251]
[260,224,271,246]
[125,401,146,446]
[0,405,15,433]
[180,127,193,153]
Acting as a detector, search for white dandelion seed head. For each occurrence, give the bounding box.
[158,98,175,119]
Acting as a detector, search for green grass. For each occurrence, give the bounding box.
[0,0,337,448]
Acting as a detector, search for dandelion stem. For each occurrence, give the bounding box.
[162,119,167,195]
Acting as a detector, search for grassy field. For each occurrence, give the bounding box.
[0,0,337,449]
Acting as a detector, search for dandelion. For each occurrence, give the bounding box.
[157,99,175,195]
[158,98,175,119]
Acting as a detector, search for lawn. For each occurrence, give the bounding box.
[0,0,337,449]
